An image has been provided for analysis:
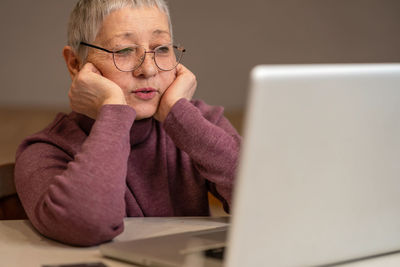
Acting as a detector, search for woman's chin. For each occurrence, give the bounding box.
[129,105,157,120]
[135,113,155,120]
[127,96,161,120]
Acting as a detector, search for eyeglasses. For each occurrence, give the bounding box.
[80,42,185,72]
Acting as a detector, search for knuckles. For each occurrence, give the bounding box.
[74,71,90,88]
[188,73,197,91]
[184,68,197,89]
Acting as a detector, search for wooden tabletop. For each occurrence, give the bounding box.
[0,217,229,267]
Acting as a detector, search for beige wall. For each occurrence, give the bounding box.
[0,0,74,109]
[1,0,399,111]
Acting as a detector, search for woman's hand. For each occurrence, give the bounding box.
[154,64,197,122]
[69,63,126,119]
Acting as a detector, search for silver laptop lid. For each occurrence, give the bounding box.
[101,226,228,267]
[227,64,400,267]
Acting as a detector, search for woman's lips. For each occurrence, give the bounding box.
[131,87,159,100]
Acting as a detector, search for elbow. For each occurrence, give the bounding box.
[29,198,125,246]
[69,222,125,247]
[62,219,124,247]
[32,211,125,246]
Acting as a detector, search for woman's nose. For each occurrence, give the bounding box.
[133,52,158,78]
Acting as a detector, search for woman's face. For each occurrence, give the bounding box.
[87,7,176,120]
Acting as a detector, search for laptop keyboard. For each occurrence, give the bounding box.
[204,247,226,260]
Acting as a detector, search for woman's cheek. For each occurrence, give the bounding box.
[161,70,176,91]
[112,74,135,94]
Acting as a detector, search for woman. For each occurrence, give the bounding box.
[15,0,241,246]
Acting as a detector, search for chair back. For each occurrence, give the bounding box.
[0,163,16,198]
[0,163,27,220]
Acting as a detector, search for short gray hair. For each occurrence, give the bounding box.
[67,0,173,61]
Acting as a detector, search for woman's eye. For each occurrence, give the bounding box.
[115,47,135,55]
[156,46,170,54]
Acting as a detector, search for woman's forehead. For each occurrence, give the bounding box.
[96,6,170,44]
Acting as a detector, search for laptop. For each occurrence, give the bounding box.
[101,64,400,267]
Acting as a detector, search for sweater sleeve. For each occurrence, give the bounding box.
[14,105,135,246]
[163,99,241,213]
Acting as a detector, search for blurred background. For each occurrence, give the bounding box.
[1,0,400,164]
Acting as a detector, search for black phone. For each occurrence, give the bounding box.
[42,263,108,267]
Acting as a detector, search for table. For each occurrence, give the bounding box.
[2,217,400,267]
[0,217,229,267]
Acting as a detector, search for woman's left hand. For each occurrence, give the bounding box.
[154,64,197,122]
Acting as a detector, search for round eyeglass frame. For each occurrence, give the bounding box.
[80,41,185,72]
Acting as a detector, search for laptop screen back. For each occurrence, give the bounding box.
[227,64,400,267]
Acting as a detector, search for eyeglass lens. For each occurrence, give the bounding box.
[113,45,183,72]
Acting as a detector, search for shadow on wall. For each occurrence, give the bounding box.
[0,0,400,112]
[172,0,400,110]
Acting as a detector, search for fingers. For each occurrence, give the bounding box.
[173,64,197,90]
[153,64,198,122]
[164,64,197,103]
[81,62,102,76]
[175,63,190,76]
[68,62,126,119]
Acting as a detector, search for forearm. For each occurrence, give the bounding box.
[15,105,135,246]
[163,99,241,210]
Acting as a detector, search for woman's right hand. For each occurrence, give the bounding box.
[68,63,126,119]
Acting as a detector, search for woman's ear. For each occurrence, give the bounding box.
[63,46,81,79]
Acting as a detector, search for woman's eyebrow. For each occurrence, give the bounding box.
[152,29,170,36]
[102,32,135,46]
[108,30,168,41]
[114,32,135,40]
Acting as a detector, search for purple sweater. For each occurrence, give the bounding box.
[15,99,241,246]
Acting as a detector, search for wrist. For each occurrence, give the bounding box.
[156,98,179,122]
[103,96,127,106]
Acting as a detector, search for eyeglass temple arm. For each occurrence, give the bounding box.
[81,41,186,55]
[80,42,114,53]
[173,45,186,52]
